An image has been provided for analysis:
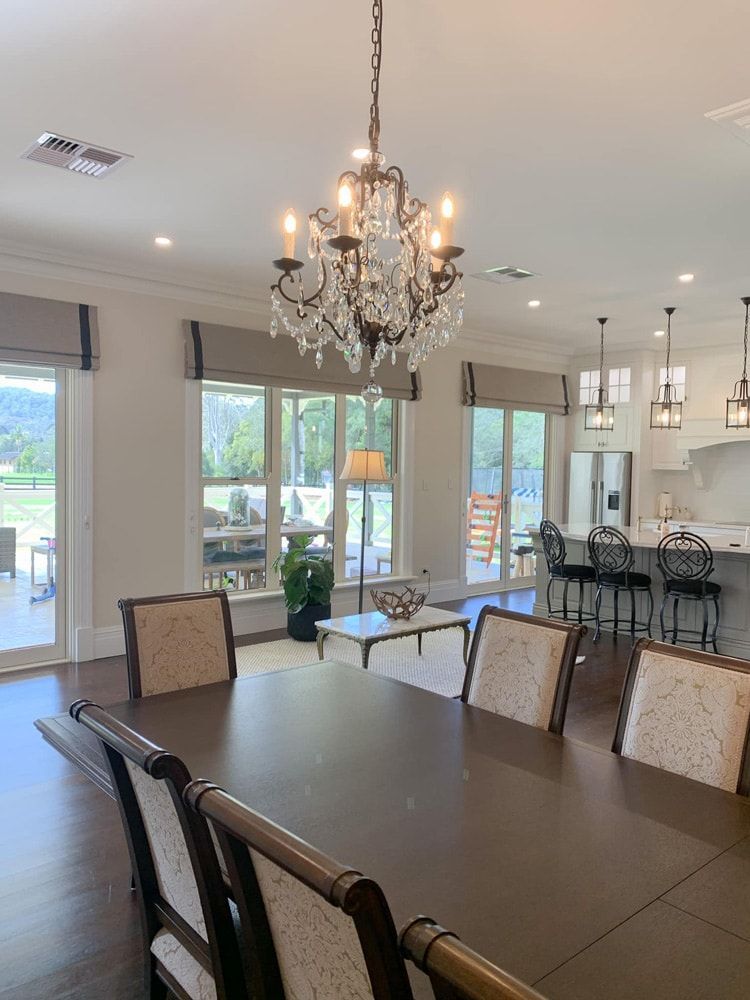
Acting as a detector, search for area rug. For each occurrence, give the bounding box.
[236,628,468,698]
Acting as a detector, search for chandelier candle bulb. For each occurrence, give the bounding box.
[282,209,297,260]
[430,229,443,272]
[338,182,355,237]
[440,192,455,246]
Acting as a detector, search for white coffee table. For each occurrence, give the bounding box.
[315,606,472,671]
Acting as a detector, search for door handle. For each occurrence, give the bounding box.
[590,481,596,523]
[599,481,604,521]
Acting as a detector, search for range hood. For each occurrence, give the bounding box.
[676,418,750,453]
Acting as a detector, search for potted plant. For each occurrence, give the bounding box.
[273,534,334,642]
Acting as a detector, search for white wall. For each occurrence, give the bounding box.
[0,258,572,654]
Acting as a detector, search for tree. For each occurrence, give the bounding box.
[202,393,241,470]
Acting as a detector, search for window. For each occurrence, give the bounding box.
[578,369,601,405]
[608,367,631,403]
[199,383,398,593]
[659,365,687,402]
[345,396,396,579]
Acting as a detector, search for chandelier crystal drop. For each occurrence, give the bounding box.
[270,0,465,399]
[726,296,750,429]
[584,317,614,432]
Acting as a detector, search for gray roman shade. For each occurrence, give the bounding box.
[0,291,100,370]
[184,320,421,401]
[462,361,569,415]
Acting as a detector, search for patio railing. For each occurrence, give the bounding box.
[0,483,56,545]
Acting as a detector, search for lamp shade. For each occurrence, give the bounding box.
[340,449,388,482]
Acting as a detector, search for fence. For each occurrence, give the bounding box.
[0,483,56,545]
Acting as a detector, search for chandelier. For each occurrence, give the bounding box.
[270,0,465,402]
[726,296,750,429]
[584,317,614,431]
[650,307,682,429]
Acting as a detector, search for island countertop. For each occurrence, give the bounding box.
[543,523,750,556]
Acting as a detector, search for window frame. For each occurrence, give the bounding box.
[658,364,687,403]
[607,366,631,404]
[578,369,602,406]
[195,382,401,597]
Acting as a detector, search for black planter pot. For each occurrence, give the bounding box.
[287,602,331,642]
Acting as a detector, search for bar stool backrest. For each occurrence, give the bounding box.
[539,519,566,572]
[656,531,714,583]
[587,526,633,576]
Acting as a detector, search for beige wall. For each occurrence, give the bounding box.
[0,264,571,640]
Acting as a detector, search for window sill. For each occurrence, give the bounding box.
[225,574,417,604]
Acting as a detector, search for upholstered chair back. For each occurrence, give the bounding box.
[400,916,547,1000]
[187,781,414,1000]
[119,590,237,698]
[613,640,750,794]
[70,701,248,1000]
[461,608,585,735]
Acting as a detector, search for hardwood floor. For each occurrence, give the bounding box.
[0,589,631,998]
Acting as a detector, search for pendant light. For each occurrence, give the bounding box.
[650,307,682,430]
[726,296,750,429]
[584,318,614,431]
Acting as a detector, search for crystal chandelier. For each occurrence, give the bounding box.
[650,307,682,429]
[270,0,465,402]
[726,296,750,429]
[584,317,614,432]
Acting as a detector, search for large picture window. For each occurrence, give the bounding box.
[199,383,398,593]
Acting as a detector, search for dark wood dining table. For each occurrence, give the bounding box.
[36,661,750,999]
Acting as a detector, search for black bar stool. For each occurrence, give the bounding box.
[539,518,596,624]
[656,531,721,652]
[587,525,653,642]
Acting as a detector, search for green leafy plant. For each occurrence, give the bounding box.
[272,535,334,613]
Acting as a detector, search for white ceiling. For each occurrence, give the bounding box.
[2,0,750,352]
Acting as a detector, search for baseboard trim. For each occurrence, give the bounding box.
[93,625,125,660]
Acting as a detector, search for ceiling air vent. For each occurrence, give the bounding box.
[472,266,538,285]
[705,99,750,148]
[20,132,132,177]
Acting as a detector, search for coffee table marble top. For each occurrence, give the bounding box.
[315,606,471,641]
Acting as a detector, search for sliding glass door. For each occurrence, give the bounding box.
[0,363,66,668]
[465,407,546,593]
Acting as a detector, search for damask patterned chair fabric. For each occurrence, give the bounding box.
[250,849,375,999]
[151,930,218,1000]
[120,591,236,698]
[617,644,750,792]
[125,759,206,936]
[464,611,578,732]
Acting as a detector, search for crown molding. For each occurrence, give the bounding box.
[0,239,271,317]
[0,238,573,366]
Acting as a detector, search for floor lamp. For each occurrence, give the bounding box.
[340,448,388,614]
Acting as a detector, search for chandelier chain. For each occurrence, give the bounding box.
[743,299,749,379]
[368,0,383,149]
[598,319,605,390]
[665,311,672,378]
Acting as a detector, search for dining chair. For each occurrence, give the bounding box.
[399,916,547,1000]
[587,525,653,642]
[118,590,237,698]
[185,779,415,1000]
[70,700,249,1000]
[461,607,585,735]
[612,639,750,794]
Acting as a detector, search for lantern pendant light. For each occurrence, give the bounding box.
[650,307,682,430]
[726,296,750,429]
[584,317,614,432]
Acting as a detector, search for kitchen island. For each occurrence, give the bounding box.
[529,523,750,659]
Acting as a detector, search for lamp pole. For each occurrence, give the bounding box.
[358,472,368,614]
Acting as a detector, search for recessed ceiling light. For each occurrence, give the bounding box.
[654,329,665,337]
[527,300,541,308]
[154,235,173,247]
[678,272,694,283]
[351,148,370,160]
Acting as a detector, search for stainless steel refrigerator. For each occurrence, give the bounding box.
[567,452,632,526]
